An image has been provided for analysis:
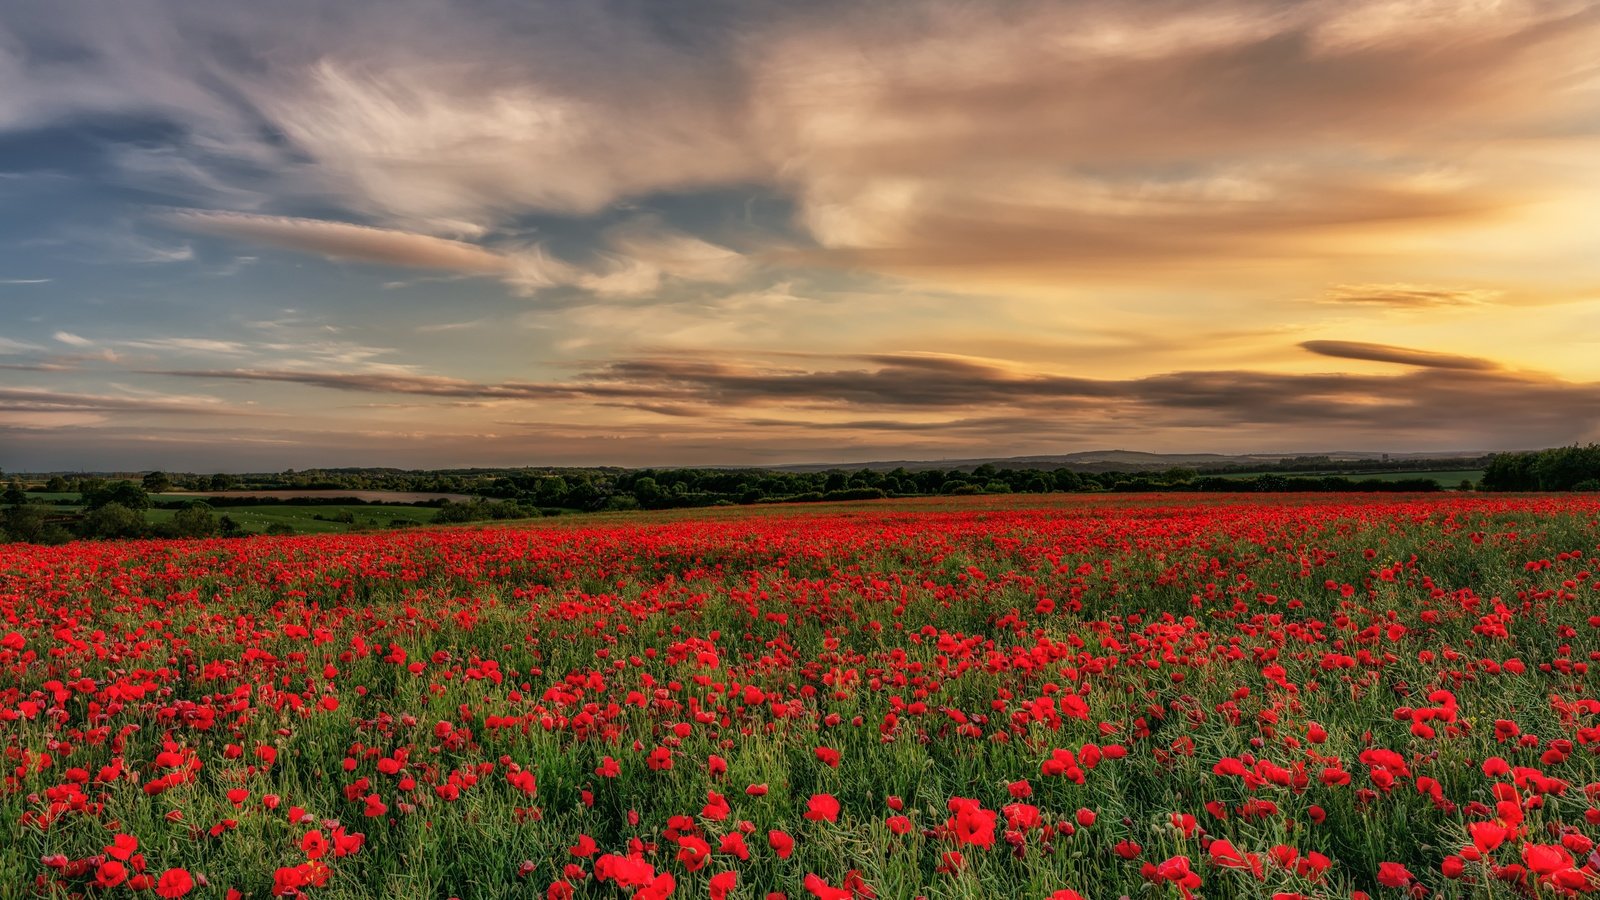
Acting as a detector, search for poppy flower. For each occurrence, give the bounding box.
[156,868,194,899]
[805,794,840,823]
[95,861,128,890]
[1376,862,1414,887]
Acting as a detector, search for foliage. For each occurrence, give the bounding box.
[1482,445,1600,491]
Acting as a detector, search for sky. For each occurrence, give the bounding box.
[3,0,1600,471]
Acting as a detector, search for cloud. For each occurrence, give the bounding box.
[166,210,515,273]
[0,278,51,284]
[1319,283,1501,308]
[577,221,752,297]
[53,331,92,347]
[414,319,485,334]
[0,385,240,416]
[6,0,1600,467]
[1299,340,1500,370]
[0,337,47,354]
[253,56,758,229]
[143,368,600,401]
[146,343,1600,450]
[164,209,747,297]
[747,0,1600,281]
[121,337,251,355]
[0,411,109,429]
[4,0,1596,293]
[0,2,760,233]
[779,167,1509,280]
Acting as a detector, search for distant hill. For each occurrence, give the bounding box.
[771,449,1492,474]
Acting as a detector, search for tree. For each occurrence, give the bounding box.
[142,471,173,493]
[45,476,69,493]
[1481,452,1538,491]
[633,477,664,507]
[2,479,26,506]
[1253,474,1291,492]
[1051,469,1083,492]
[3,505,70,544]
[78,503,145,539]
[1534,445,1600,491]
[535,476,570,507]
[172,502,219,538]
[84,482,151,511]
[208,473,237,492]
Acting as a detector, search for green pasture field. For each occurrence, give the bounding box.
[143,504,439,534]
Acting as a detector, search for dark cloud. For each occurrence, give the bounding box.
[1299,340,1499,371]
[147,346,1600,449]
[141,368,597,400]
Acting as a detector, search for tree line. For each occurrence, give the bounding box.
[1479,445,1600,491]
[2,459,1478,544]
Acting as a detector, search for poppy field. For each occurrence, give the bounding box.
[8,493,1600,900]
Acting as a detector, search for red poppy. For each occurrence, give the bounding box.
[804,794,840,823]
[156,868,194,899]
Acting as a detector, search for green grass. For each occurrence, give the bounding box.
[143,504,439,533]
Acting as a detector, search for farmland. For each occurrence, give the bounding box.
[5,493,1600,899]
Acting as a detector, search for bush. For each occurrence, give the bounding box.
[173,502,220,538]
[77,503,146,539]
[431,498,529,524]
[821,487,887,502]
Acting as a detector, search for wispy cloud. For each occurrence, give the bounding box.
[122,337,250,355]
[414,320,486,334]
[0,337,47,354]
[0,385,241,416]
[1300,340,1500,371]
[164,209,750,297]
[12,0,1592,276]
[1318,283,1501,308]
[165,210,514,272]
[52,331,92,347]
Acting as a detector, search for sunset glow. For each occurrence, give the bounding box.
[3,0,1599,468]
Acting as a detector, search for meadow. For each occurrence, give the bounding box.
[4,493,1599,899]
[141,504,439,535]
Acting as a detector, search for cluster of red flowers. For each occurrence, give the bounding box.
[6,493,1600,897]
